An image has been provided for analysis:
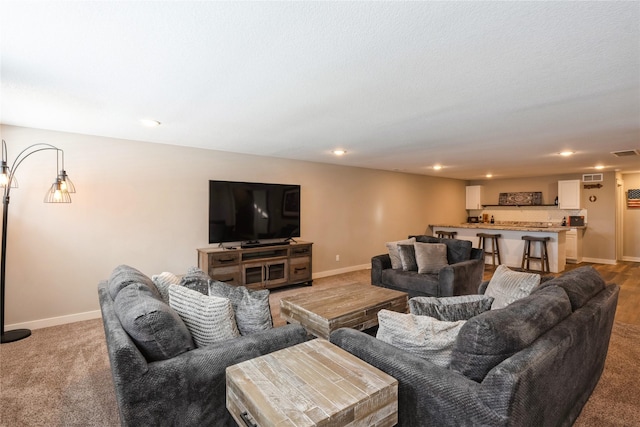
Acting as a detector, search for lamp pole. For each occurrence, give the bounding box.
[1,141,75,344]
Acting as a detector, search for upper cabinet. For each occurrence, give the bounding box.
[466,185,483,210]
[558,180,581,209]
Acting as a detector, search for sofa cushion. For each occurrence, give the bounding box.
[169,284,240,347]
[376,309,466,368]
[450,285,571,382]
[151,271,181,304]
[208,281,273,335]
[381,269,440,297]
[386,238,417,269]
[113,282,194,361]
[414,235,472,264]
[484,265,540,309]
[108,264,159,300]
[178,266,210,295]
[397,244,418,271]
[409,295,494,321]
[536,266,606,311]
[415,242,448,274]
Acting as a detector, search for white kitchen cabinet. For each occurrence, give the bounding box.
[565,228,583,263]
[466,185,483,210]
[558,180,581,209]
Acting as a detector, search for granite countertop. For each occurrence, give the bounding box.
[431,222,586,233]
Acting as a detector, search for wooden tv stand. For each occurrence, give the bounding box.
[197,241,313,290]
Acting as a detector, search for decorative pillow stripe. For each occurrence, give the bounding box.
[485,265,540,309]
[152,272,181,304]
[169,284,240,347]
[376,309,466,368]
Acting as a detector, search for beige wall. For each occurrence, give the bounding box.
[469,172,618,263]
[621,172,640,260]
[0,125,466,328]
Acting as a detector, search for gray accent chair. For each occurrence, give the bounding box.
[332,266,619,426]
[371,235,485,297]
[98,268,308,427]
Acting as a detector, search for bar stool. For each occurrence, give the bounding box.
[436,231,457,239]
[477,233,501,266]
[521,236,551,273]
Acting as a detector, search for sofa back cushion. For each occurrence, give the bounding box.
[114,282,195,361]
[449,285,572,382]
[535,266,606,311]
[413,235,472,264]
[108,264,159,300]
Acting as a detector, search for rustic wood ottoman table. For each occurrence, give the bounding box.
[226,338,398,426]
[279,283,408,339]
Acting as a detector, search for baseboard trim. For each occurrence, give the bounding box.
[5,310,102,331]
[581,257,617,265]
[621,256,640,263]
[312,264,370,280]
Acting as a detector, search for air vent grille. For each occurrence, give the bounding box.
[582,173,603,182]
[611,149,639,157]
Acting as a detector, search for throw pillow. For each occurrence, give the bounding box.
[414,242,448,274]
[450,285,571,382]
[376,309,466,368]
[152,271,181,304]
[535,266,606,311]
[409,295,494,321]
[113,282,194,361]
[385,238,416,269]
[169,284,240,347]
[178,266,210,295]
[208,280,273,335]
[108,264,160,300]
[484,265,541,309]
[397,244,418,272]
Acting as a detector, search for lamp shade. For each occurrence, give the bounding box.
[44,179,72,203]
[0,162,18,188]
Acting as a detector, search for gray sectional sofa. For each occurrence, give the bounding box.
[331,266,619,426]
[371,235,485,297]
[98,265,308,426]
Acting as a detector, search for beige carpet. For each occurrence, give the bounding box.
[1,293,638,426]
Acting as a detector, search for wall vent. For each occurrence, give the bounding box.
[611,149,639,157]
[582,173,603,182]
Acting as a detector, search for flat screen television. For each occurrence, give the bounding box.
[209,180,301,244]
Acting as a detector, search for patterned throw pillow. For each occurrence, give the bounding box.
[178,266,210,295]
[152,272,181,304]
[385,238,416,269]
[169,284,240,347]
[376,309,466,368]
[409,295,494,321]
[414,242,448,274]
[485,265,540,309]
[208,281,273,335]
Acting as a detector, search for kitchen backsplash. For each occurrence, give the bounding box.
[468,208,587,225]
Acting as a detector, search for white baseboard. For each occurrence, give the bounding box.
[5,309,102,331]
[621,256,640,263]
[581,257,617,265]
[312,264,370,280]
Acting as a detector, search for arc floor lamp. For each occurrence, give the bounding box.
[1,139,76,344]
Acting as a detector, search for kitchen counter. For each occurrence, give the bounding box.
[429,223,579,273]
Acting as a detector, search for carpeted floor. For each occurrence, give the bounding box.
[1,274,639,426]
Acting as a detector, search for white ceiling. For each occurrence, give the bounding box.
[1,1,639,180]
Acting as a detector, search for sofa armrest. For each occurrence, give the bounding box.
[438,257,485,296]
[329,328,498,426]
[371,254,392,286]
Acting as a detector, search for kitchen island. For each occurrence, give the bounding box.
[430,223,570,273]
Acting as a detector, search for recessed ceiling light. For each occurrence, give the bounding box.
[433,165,442,170]
[559,151,575,157]
[332,149,347,156]
[594,165,605,170]
[140,119,161,127]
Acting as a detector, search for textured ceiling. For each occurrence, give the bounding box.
[1,1,639,179]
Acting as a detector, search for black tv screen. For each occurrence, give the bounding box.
[209,180,301,244]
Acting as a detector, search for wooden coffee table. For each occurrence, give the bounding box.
[280,283,408,339]
[226,338,398,426]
